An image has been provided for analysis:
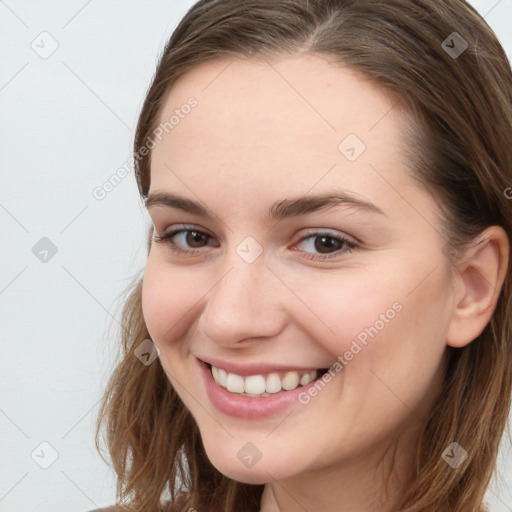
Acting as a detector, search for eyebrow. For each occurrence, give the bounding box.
[144,190,386,220]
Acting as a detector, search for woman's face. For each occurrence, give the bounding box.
[142,54,454,485]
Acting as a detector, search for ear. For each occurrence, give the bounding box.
[446,225,509,348]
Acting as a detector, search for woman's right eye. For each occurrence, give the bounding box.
[153,228,216,256]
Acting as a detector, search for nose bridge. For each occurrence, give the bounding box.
[199,245,284,344]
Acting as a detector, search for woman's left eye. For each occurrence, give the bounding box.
[153,227,358,260]
[294,232,358,260]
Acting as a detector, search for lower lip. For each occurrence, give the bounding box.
[197,358,325,419]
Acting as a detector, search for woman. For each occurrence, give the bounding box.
[91,0,512,511]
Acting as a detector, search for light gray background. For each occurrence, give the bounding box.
[1,1,511,511]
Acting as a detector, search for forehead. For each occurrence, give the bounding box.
[149,54,415,216]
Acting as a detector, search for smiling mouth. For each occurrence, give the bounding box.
[207,363,330,397]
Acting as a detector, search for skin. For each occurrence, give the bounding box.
[141,54,508,512]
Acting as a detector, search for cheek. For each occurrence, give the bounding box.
[287,268,407,357]
[141,258,198,344]
[291,264,449,388]
[289,270,449,452]
[340,268,450,420]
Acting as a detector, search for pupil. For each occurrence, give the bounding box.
[188,231,205,247]
[315,235,340,254]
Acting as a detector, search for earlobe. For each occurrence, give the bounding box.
[446,226,509,349]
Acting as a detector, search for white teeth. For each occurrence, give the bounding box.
[300,371,316,386]
[300,372,311,386]
[281,371,300,390]
[218,368,227,387]
[245,375,266,395]
[266,373,282,394]
[210,365,320,396]
[226,373,244,393]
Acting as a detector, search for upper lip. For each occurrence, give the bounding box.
[197,355,326,376]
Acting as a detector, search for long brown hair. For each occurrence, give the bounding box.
[94,1,512,511]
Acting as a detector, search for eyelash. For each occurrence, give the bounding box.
[152,226,358,261]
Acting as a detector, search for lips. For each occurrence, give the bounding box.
[196,357,330,419]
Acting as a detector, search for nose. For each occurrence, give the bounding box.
[198,252,286,347]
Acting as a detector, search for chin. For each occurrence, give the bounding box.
[205,448,298,485]
[223,469,271,485]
